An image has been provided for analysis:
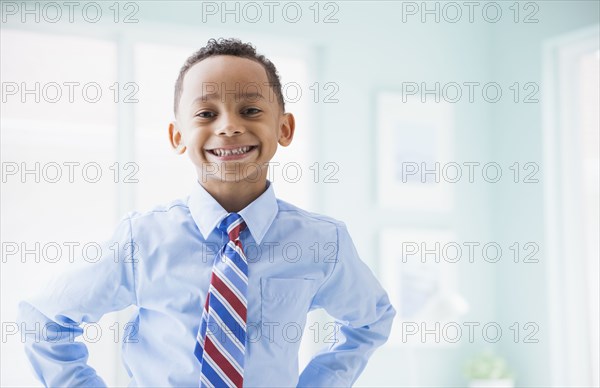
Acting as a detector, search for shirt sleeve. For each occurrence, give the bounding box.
[298,222,396,387]
[16,215,138,387]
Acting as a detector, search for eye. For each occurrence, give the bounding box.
[195,111,216,119]
[242,107,261,116]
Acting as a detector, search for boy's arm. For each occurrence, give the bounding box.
[16,215,137,387]
[298,223,396,387]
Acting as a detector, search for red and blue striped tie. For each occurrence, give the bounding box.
[195,213,248,388]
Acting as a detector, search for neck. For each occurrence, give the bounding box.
[200,178,268,213]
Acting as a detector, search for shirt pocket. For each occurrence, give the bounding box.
[260,277,315,349]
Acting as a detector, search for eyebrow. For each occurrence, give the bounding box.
[190,92,266,107]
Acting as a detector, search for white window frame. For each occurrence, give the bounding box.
[542,24,600,387]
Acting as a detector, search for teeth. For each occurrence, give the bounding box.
[212,146,251,157]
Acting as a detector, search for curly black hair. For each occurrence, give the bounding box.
[173,38,285,115]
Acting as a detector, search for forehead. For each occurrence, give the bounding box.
[182,55,270,96]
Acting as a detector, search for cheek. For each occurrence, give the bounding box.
[183,130,209,157]
[260,142,278,160]
[184,128,206,146]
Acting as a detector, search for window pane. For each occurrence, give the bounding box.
[1,29,117,126]
[134,42,200,211]
[1,29,118,386]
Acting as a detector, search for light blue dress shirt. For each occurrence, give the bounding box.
[17,180,396,387]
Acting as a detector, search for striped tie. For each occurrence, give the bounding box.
[195,213,248,388]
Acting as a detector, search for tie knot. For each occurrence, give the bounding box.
[218,213,246,241]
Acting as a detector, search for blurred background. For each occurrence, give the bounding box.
[1,1,598,386]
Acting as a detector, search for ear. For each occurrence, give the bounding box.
[168,121,186,154]
[278,112,295,147]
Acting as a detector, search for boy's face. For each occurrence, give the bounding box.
[169,55,294,186]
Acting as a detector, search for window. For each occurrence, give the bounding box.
[1,28,120,385]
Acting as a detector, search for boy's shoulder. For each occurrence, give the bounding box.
[275,198,346,229]
[124,197,191,223]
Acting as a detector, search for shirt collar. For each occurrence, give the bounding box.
[188,179,278,245]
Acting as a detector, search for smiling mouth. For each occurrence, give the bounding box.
[207,145,258,157]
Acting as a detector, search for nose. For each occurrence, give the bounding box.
[216,112,245,136]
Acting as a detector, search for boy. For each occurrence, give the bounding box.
[18,38,396,387]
